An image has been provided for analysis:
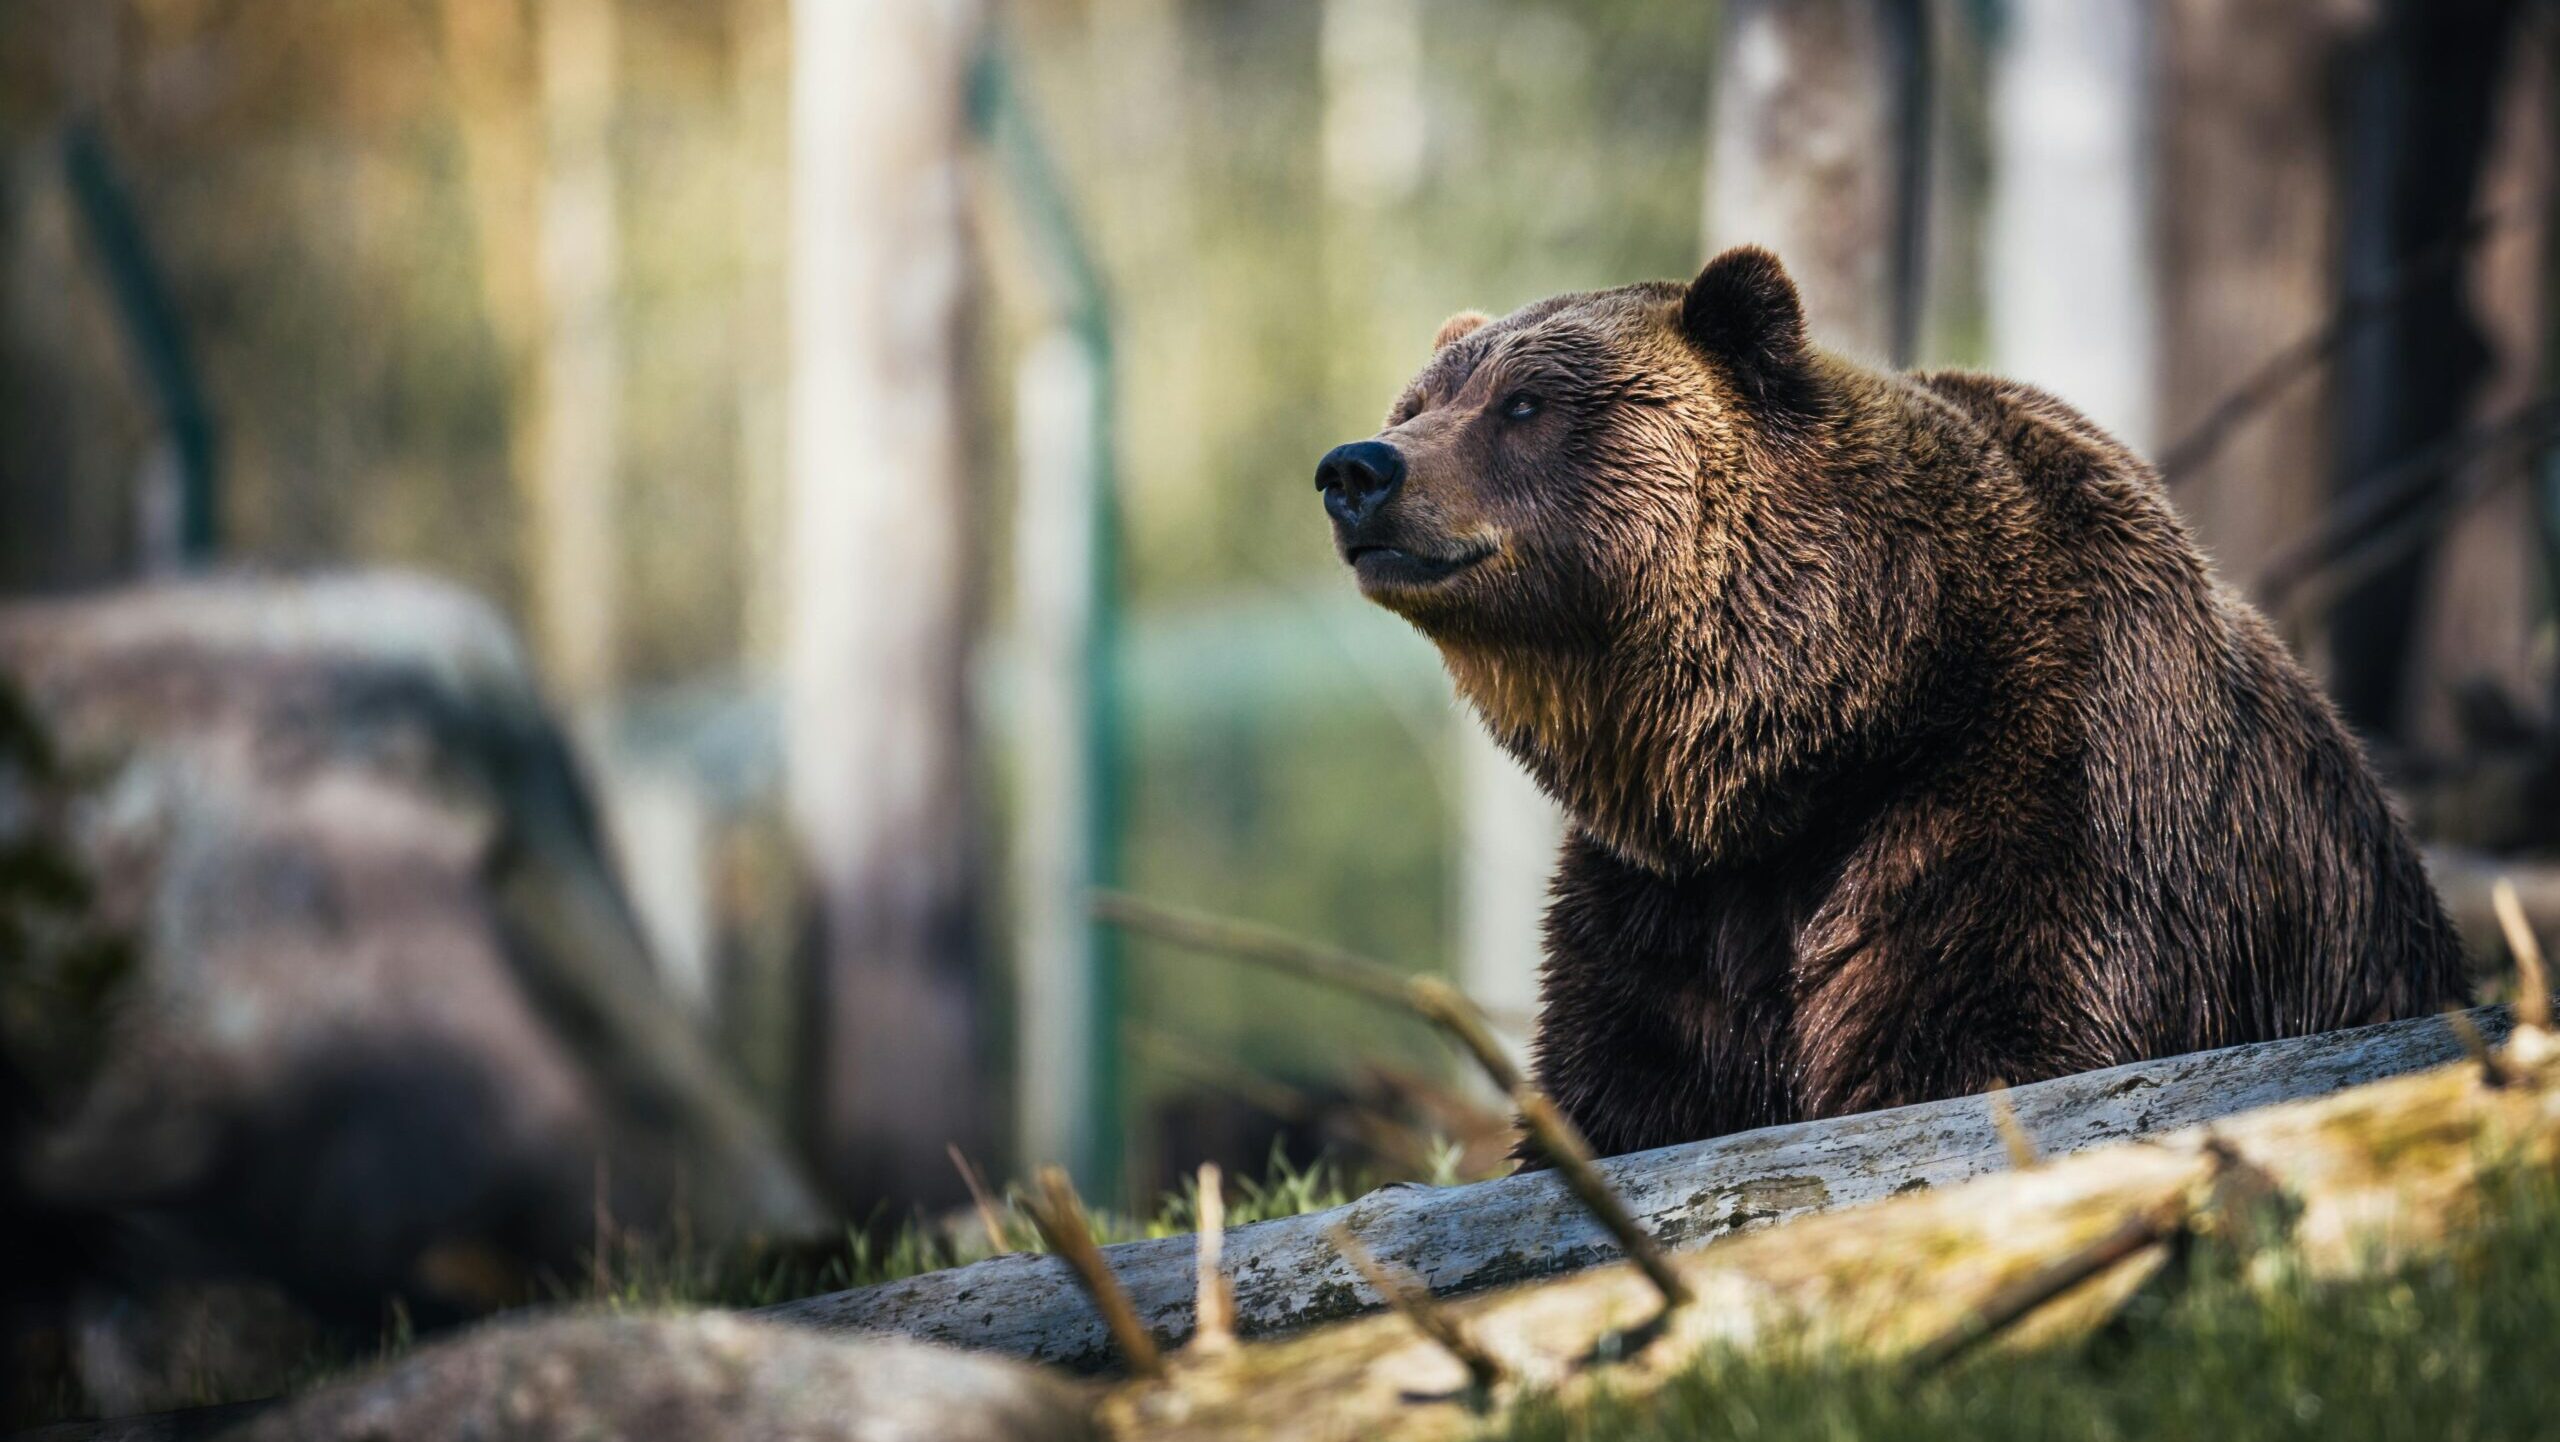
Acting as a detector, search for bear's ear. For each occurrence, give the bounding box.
[1433,310,1492,351]
[1680,246,1817,416]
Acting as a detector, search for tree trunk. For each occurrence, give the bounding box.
[786,0,990,1212]
[1705,0,1929,365]
[531,0,621,706]
[732,0,793,674]
[2153,0,2361,604]
[1986,0,2155,450]
[1451,722,1555,1062]
[2328,0,2526,743]
[1012,332,1106,1190]
[437,0,622,705]
[2397,8,2550,756]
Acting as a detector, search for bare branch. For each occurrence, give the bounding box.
[2259,394,2560,619]
[1095,891,1422,1011]
[1513,1089,1693,1311]
[1101,891,1685,1311]
[1095,892,1525,1088]
[1328,1224,1506,1396]
[948,1144,1010,1257]
[1905,1192,2188,1374]
[2157,203,2524,485]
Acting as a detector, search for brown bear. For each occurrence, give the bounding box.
[1315,246,2468,1160]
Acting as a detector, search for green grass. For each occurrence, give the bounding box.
[564,1144,1370,1313]
[112,1148,1375,1426]
[1500,1167,2560,1442]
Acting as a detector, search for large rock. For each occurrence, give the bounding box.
[0,574,824,1383]
[224,1313,1097,1442]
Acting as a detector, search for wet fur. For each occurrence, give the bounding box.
[1343,249,2468,1159]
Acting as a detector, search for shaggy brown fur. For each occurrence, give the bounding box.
[1319,247,2468,1159]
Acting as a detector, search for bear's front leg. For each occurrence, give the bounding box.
[1787,868,2126,1121]
[1520,831,1803,1163]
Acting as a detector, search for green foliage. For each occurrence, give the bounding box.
[1501,1167,2560,1442]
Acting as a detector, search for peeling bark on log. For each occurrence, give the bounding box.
[1104,1023,2560,1441]
[766,1009,2511,1367]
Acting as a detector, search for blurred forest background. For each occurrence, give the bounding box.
[8,0,2560,1421]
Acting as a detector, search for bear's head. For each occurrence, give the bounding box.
[1316,247,1951,870]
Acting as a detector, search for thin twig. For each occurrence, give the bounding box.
[1023,1166,1164,1379]
[2445,1007,2510,1088]
[1129,1024,1320,1123]
[1193,1163,1236,1355]
[2259,393,2560,619]
[1412,976,1527,1093]
[1131,1025,1441,1175]
[1328,1224,1506,1394]
[1360,1060,1517,1145]
[1986,1081,2039,1169]
[948,1143,1011,1256]
[1097,892,1532,1086]
[2492,877,2553,1032]
[1101,891,1683,1309]
[1906,1192,2188,1375]
[1514,1089,1693,1310]
[2158,203,2525,485]
[1096,891,1421,1009]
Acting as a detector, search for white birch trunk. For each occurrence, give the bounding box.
[1705,0,1911,363]
[787,0,988,1207]
[1987,0,2155,451]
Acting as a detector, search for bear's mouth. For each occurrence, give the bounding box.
[1347,541,1494,588]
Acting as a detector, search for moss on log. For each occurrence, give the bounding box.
[1100,1027,2560,1440]
[771,1009,2507,1366]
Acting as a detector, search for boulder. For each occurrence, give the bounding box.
[0,573,824,1403]
[222,1313,1095,1442]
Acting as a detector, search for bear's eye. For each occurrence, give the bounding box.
[1501,392,1543,423]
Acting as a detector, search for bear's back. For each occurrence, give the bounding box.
[1908,368,2466,1049]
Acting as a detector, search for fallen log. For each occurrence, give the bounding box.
[766,1007,2512,1367]
[1104,1019,2560,1440]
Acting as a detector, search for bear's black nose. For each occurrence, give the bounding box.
[1315,440,1406,529]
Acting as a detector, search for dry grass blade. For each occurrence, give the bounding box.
[2492,877,2553,1032]
[2444,1007,2511,1088]
[589,1152,611,1298]
[1514,1089,1694,1311]
[948,1143,1011,1256]
[1024,1165,1164,1378]
[1987,1081,2040,1168]
[1328,1224,1505,1395]
[1193,1162,1236,1355]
